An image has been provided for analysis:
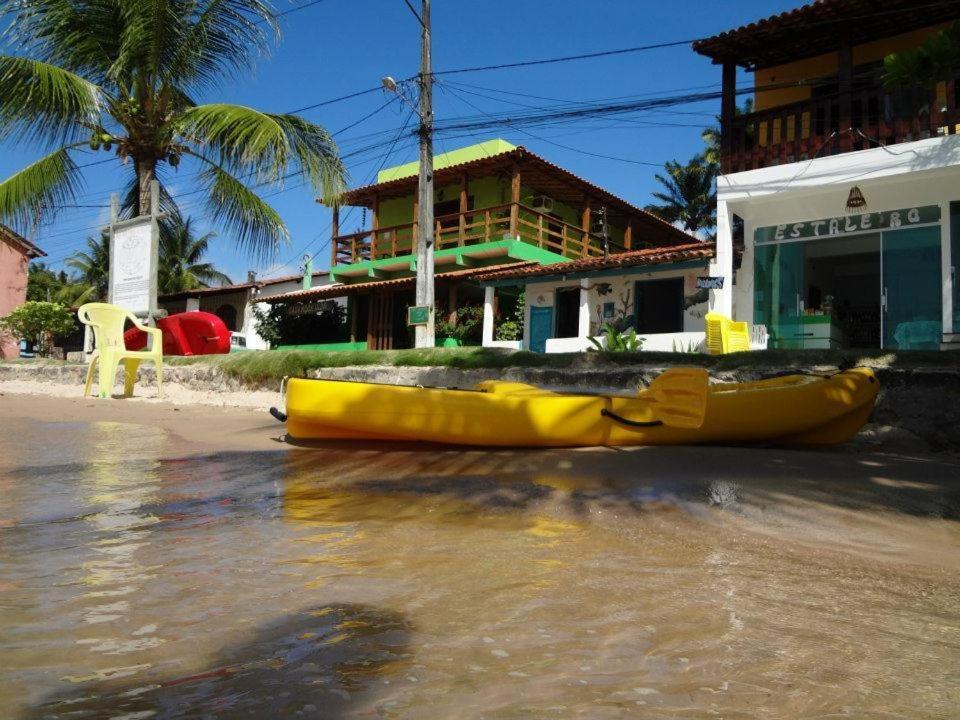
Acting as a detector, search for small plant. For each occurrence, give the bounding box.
[0,301,75,357]
[437,305,484,343]
[589,324,643,352]
[672,338,703,353]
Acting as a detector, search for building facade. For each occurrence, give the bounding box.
[695,0,960,350]
[264,139,697,350]
[0,224,45,359]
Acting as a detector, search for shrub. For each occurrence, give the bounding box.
[589,323,644,352]
[437,304,484,343]
[0,302,76,357]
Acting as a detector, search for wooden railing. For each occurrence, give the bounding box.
[332,202,622,266]
[723,79,960,173]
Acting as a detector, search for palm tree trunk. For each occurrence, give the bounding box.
[136,157,156,217]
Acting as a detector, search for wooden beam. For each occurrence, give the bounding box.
[838,35,853,152]
[509,162,521,237]
[720,61,736,171]
[623,221,633,251]
[330,204,340,267]
[371,193,379,259]
[459,172,468,245]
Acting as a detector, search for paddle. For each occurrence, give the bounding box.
[599,367,709,430]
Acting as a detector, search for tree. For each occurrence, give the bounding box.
[27,262,96,305]
[884,21,960,88]
[159,218,232,294]
[0,0,346,261]
[67,235,110,299]
[0,301,75,356]
[645,155,718,237]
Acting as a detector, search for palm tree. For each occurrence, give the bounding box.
[66,234,111,299]
[701,98,753,168]
[159,218,232,294]
[883,21,960,88]
[645,155,718,237]
[0,0,346,260]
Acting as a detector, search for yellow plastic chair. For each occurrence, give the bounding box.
[705,312,751,355]
[77,303,163,399]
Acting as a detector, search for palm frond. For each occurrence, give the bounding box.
[0,147,84,231]
[0,0,124,83]
[267,113,347,204]
[0,56,103,146]
[179,103,295,183]
[167,0,278,90]
[199,163,287,261]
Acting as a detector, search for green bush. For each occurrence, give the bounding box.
[436,304,484,343]
[588,323,643,352]
[0,301,75,357]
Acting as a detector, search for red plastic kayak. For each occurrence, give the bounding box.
[124,311,231,356]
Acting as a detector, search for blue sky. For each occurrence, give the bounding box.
[1,0,800,281]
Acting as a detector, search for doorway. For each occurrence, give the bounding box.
[554,287,580,338]
[635,278,684,334]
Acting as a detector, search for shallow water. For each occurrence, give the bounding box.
[2,418,960,719]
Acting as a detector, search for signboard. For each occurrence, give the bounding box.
[108,216,157,315]
[696,276,725,290]
[407,305,430,326]
[754,205,941,245]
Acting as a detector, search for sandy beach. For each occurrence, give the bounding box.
[4,385,960,718]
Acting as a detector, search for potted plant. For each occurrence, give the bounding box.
[436,305,483,347]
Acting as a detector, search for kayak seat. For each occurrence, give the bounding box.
[78,302,163,399]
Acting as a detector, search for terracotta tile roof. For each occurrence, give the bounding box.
[693,0,960,69]
[1,224,45,258]
[473,242,715,282]
[158,282,260,302]
[326,145,696,248]
[264,261,538,303]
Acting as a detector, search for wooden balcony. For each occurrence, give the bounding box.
[332,202,624,267]
[722,80,960,173]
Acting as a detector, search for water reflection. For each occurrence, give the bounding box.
[2,420,960,718]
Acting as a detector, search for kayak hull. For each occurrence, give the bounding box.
[283,368,880,448]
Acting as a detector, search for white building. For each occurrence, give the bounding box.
[694,0,960,351]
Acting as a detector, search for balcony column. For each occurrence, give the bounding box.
[371,193,379,260]
[580,198,592,257]
[509,162,521,238]
[721,60,736,173]
[624,220,633,250]
[459,172,468,245]
[482,285,495,346]
[710,198,734,318]
[330,204,340,267]
[578,278,591,345]
[838,34,853,152]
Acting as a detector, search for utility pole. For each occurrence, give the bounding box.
[414,0,434,348]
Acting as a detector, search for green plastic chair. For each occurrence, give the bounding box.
[77,303,163,399]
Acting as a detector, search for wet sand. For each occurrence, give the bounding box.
[2,391,960,718]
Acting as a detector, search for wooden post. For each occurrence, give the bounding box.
[624,220,633,251]
[580,198,592,258]
[838,35,853,152]
[509,162,521,237]
[411,197,419,253]
[371,193,379,259]
[459,172,468,246]
[721,60,737,173]
[330,204,340,267]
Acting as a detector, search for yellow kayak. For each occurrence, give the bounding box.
[280,367,879,448]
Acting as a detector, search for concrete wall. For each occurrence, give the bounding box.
[0,238,30,359]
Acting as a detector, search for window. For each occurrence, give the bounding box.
[634,278,683,334]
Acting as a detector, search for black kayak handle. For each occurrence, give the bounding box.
[600,408,663,428]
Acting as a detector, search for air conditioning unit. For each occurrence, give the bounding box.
[531,195,555,213]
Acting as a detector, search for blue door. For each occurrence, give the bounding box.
[529,306,553,353]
